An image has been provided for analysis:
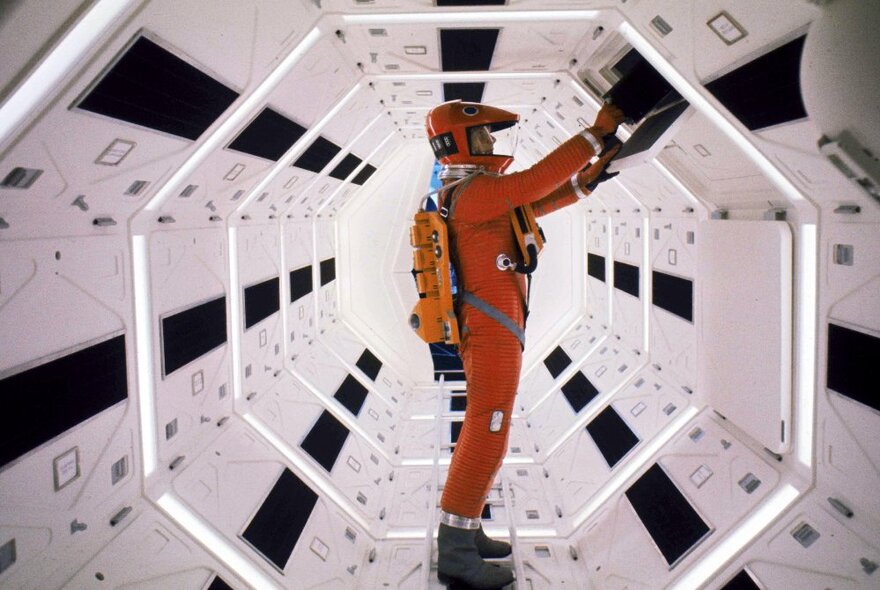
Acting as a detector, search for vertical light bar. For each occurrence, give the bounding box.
[132,235,158,477]
[0,0,134,148]
[795,224,817,468]
[642,215,651,352]
[228,226,243,400]
[669,484,800,589]
[157,493,281,590]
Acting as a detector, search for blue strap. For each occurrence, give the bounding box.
[460,291,525,347]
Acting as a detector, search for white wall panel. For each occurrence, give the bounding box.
[150,227,231,466]
[611,213,646,351]
[710,489,879,590]
[584,214,611,328]
[578,411,782,588]
[59,503,244,589]
[650,216,698,393]
[172,420,371,587]
[236,224,284,402]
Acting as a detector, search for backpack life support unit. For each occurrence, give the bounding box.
[408,175,545,345]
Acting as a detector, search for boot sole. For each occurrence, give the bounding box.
[437,571,513,589]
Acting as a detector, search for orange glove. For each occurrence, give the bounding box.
[591,103,625,137]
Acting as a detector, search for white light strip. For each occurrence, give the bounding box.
[670,484,800,589]
[572,406,698,530]
[248,81,364,215]
[653,161,704,211]
[145,26,322,212]
[370,71,558,82]
[642,215,651,352]
[243,413,372,533]
[156,492,281,590]
[512,527,559,539]
[132,235,158,478]
[342,10,599,25]
[795,224,817,468]
[387,529,432,540]
[0,0,134,149]
[618,22,808,205]
[228,227,243,400]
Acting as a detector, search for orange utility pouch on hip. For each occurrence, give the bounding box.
[509,204,545,274]
[409,209,460,345]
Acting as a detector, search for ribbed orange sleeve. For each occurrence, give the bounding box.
[452,134,596,224]
[532,181,582,217]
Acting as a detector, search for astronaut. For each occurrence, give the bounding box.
[426,100,624,588]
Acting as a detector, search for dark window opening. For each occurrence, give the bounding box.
[440,29,499,72]
[652,270,693,322]
[0,334,128,469]
[625,463,711,566]
[161,295,227,376]
[77,36,238,140]
[244,277,280,330]
[561,372,600,413]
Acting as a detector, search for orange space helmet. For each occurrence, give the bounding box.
[426,100,520,174]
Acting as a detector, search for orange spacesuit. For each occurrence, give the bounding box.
[427,100,623,588]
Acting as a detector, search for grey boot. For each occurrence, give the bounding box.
[437,523,514,589]
[475,526,512,559]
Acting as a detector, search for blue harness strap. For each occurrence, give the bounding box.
[460,291,525,348]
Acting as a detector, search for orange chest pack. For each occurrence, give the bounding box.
[408,175,545,345]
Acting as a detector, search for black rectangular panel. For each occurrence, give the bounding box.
[440,29,499,72]
[543,346,572,379]
[0,335,127,469]
[241,468,318,571]
[443,82,486,103]
[300,411,349,472]
[720,570,761,590]
[588,253,606,282]
[586,406,639,468]
[78,36,238,140]
[625,463,711,566]
[329,153,362,181]
[351,164,376,186]
[450,395,467,412]
[227,107,306,161]
[320,258,336,286]
[560,371,600,413]
[652,270,693,322]
[705,36,807,131]
[289,266,313,303]
[612,99,689,162]
[244,277,279,330]
[614,261,640,298]
[481,503,493,519]
[161,295,226,376]
[827,323,879,412]
[334,375,368,416]
[207,576,235,590]
[606,48,678,123]
[356,349,382,381]
[450,421,463,443]
[292,136,341,173]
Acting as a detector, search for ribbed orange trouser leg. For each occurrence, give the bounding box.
[441,301,523,519]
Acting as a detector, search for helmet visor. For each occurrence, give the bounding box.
[467,122,518,159]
